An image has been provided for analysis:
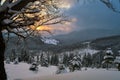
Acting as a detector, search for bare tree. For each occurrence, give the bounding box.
[0,0,67,80]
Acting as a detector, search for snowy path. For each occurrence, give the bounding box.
[5,63,120,80]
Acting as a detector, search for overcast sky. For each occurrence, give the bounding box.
[51,0,120,37]
[68,0,120,29]
[1,0,120,39]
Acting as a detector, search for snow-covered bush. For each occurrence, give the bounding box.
[56,63,67,74]
[14,58,19,64]
[29,62,39,71]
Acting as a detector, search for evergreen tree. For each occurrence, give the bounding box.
[102,48,114,70]
[86,53,92,67]
[82,53,92,68]
[20,48,29,62]
[69,53,74,61]
[114,50,120,71]
[47,53,50,65]
[63,53,69,66]
[41,54,49,67]
[50,54,54,65]
[10,49,17,62]
[92,51,104,68]
[69,56,82,72]
[54,54,59,66]
[56,63,67,74]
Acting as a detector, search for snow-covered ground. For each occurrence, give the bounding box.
[24,69,120,80]
[5,63,57,80]
[79,48,99,55]
[5,63,120,80]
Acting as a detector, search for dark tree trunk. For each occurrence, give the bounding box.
[0,31,7,80]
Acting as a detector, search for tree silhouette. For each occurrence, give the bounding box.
[0,0,67,79]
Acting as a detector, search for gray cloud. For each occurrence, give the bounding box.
[54,0,120,42]
[66,0,120,31]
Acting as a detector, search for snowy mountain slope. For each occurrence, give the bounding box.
[78,48,99,55]
[5,35,120,54]
[41,37,59,45]
[91,35,120,50]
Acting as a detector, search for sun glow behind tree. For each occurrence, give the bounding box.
[0,0,78,36]
[0,1,78,79]
[35,0,77,35]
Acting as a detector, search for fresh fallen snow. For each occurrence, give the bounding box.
[5,63,120,80]
[23,68,120,80]
[79,48,99,55]
[5,63,57,80]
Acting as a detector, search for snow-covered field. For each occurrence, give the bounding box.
[5,63,57,80]
[5,63,120,80]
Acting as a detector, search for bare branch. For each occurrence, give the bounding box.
[9,0,35,10]
[6,26,26,38]
[1,0,68,41]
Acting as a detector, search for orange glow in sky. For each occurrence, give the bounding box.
[29,17,77,35]
[31,25,74,35]
[36,26,52,31]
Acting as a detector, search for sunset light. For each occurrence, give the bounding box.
[2,0,120,80]
[58,0,75,9]
[29,24,74,35]
[36,26,52,31]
